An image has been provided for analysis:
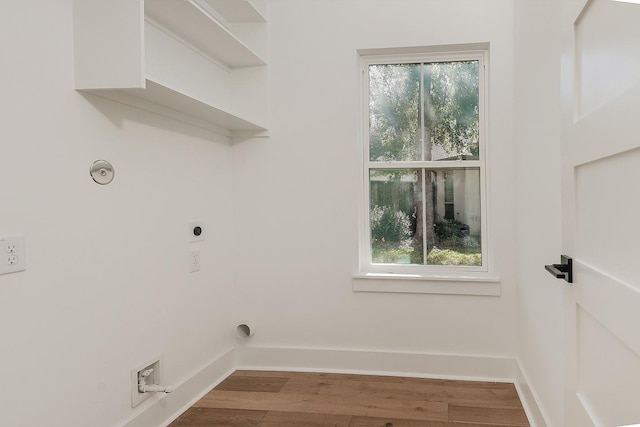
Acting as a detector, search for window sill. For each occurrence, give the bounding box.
[352,273,501,296]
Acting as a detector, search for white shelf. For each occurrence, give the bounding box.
[73,0,268,141]
[145,0,265,69]
[83,79,267,139]
[197,0,266,23]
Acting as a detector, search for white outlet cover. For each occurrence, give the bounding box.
[188,221,205,243]
[0,234,26,275]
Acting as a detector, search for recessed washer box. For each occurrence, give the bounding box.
[131,356,163,407]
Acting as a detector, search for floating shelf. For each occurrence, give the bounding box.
[145,0,266,69]
[197,0,267,23]
[73,0,268,141]
[87,79,267,138]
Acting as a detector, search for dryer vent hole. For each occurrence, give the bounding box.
[237,324,252,338]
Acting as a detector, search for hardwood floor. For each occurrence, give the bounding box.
[169,371,530,427]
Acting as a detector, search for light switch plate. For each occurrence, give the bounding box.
[189,250,201,273]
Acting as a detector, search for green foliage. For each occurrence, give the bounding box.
[434,218,480,252]
[427,248,482,266]
[426,62,479,159]
[369,64,420,161]
[435,218,468,240]
[371,243,414,264]
[372,242,481,266]
[370,205,413,243]
[369,61,479,162]
[370,210,482,266]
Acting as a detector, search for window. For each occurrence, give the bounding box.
[359,46,488,278]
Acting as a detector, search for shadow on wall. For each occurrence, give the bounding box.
[75,91,232,146]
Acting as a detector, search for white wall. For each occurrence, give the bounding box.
[514,1,564,426]
[0,1,237,426]
[232,0,518,358]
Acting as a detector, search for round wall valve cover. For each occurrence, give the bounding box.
[90,160,115,185]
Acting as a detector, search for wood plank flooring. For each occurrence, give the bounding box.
[169,371,530,427]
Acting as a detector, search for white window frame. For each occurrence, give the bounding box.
[354,44,500,295]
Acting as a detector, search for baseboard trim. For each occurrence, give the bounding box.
[122,348,236,427]
[514,359,551,427]
[237,345,518,382]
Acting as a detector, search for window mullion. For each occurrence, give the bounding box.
[420,62,425,162]
[366,161,484,169]
[421,168,428,265]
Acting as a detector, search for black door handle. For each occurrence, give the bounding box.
[545,255,573,283]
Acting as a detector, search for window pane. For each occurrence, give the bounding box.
[369,169,422,264]
[369,64,421,161]
[370,168,482,267]
[424,61,479,161]
[429,168,482,266]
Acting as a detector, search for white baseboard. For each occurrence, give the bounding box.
[514,359,551,427]
[123,348,236,427]
[237,345,518,382]
[124,346,548,427]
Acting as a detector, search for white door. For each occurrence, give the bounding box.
[561,0,640,425]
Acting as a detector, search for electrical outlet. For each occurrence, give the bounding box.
[0,234,26,275]
[189,250,200,273]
